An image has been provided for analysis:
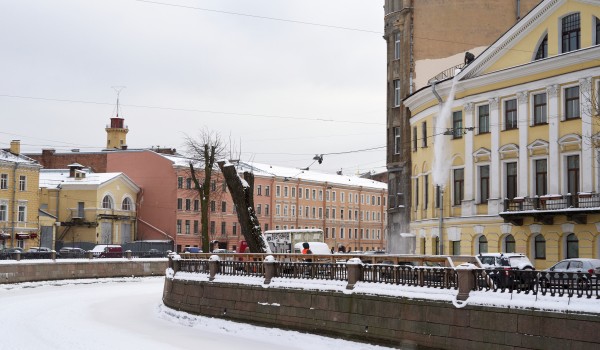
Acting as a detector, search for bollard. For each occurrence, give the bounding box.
[125,250,132,260]
[86,251,94,259]
[456,263,477,301]
[208,255,220,281]
[12,251,21,261]
[51,250,57,261]
[263,255,276,285]
[346,258,363,290]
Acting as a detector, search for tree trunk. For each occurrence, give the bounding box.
[189,144,216,253]
[217,161,268,253]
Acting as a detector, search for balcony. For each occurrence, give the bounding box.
[500,193,600,226]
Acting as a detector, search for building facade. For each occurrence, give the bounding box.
[384,0,542,253]
[0,141,42,250]
[404,0,600,268]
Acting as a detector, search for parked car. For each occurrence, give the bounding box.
[478,253,534,270]
[91,245,123,258]
[478,253,535,288]
[27,247,52,253]
[25,247,57,259]
[212,249,235,254]
[59,247,87,258]
[539,258,600,288]
[183,247,201,253]
[143,249,164,258]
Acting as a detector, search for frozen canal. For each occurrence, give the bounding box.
[0,277,397,350]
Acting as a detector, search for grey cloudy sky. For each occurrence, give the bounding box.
[1,0,386,175]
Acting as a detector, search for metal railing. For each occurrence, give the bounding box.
[503,193,600,212]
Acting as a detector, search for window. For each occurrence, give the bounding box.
[318,207,323,219]
[232,222,237,236]
[504,99,518,130]
[566,233,578,258]
[421,122,428,147]
[211,181,216,191]
[122,197,133,211]
[221,222,226,235]
[210,201,216,212]
[176,220,182,234]
[265,186,270,196]
[17,202,26,222]
[221,201,227,212]
[451,241,461,255]
[0,174,8,189]
[478,236,488,254]
[18,176,26,191]
[284,205,288,216]
[276,204,280,216]
[185,220,190,234]
[102,195,113,209]
[177,176,183,189]
[412,126,418,151]
[453,169,464,206]
[312,190,316,200]
[452,111,462,139]
[562,13,580,53]
[533,93,547,125]
[276,185,281,197]
[424,175,429,210]
[257,204,262,215]
[194,200,199,211]
[535,159,548,196]
[283,186,288,197]
[305,188,309,199]
[394,127,401,154]
[186,178,192,189]
[535,34,548,60]
[291,187,296,198]
[506,162,518,199]
[597,17,600,45]
[564,86,580,119]
[478,105,489,133]
[0,201,7,221]
[185,199,191,211]
[210,221,215,234]
[534,234,546,259]
[194,220,199,234]
[567,155,580,195]
[504,234,516,253]
[319,190,323,200]
[340,228,344,239]
[394,32,401,59]
[332,192,336,202]
[479,165,489,204]
[257,185,262,196]
[394,80,401,107]
[415,178,419,208]
[265,204,269,215]
[177,198,183,210]
[291,205,296,216]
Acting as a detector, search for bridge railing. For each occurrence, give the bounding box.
[170,254,600,300]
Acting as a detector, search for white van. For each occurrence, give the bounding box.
[293,242,331,255]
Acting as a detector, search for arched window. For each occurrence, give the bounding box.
[122,197,133,211]
[566,233,579,258]
[102,195,113,209]
[535,34,548,60]
[478,235,488,254]
[534,235,546,259]
[504,234,516,253]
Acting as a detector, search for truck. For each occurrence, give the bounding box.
[263,229,325,254]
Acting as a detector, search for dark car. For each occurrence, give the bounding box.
[143,249,164,258]
[59,247,87,258]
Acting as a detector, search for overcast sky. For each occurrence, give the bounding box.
[1,0,386,176]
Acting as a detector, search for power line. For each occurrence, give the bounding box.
[133,0,382,34]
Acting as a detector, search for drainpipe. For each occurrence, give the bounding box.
[431,79,444,104]
[431,82,443,255]
[516,0,521,20]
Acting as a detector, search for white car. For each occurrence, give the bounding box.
[478,253,534,270]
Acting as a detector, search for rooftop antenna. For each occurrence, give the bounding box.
[111,86,126,118]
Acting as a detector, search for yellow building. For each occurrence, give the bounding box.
[404,0,600,269]
[39,163,140,248]
[0,140,42,250]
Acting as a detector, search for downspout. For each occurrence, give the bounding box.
[431,82,443,255]
[516,0,521,20]
[10,163,18,247]
[431,79,444,104]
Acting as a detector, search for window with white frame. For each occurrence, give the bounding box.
[421,121,427,147]
[265,185,270,196]
[276,185,281,197]
[284,186,288,197]
[394,80,401,107]
[506,162,518,199]
[452,111,463,138]
[394,32,401,59]
[566,154,580,195]
[291,205,296,216]
[453,169,464,206]
[0,174,7,189]
[479,165,489,204]
[535,34,548,60]
[276,204,280,216]
[561,13,580,53]
[504,99,518,130]
[291,187,296,198]
[332,191,336,202]
[0,200,7,221]
[102,195,114,209]
[564,86,580,120]
[122,197,133,211]
[17,201,27,222]
[534,159,548,196]
[18,175,26,191]
[533,92,547,125]
[478,104,489,134]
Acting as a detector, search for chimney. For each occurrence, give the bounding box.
[10,140,20,155]
[67,163,84,178]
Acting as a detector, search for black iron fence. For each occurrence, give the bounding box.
[503,193,600,212]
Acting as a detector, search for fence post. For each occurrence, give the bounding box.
[51,250,57,261]
[86,251,94,259]
[125,250,132,260]
[456,263,476,301]
[346,258,363,290]
[209,255,220,281]
[12,251,21,261]
[263,255,276,285]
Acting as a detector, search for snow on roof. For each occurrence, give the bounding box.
[159,153,203,168]
[237,161,387,190]
[39,169,128,188]
[0,149,40,165]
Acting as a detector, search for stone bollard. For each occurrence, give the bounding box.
[456,263,477,301]
[346,258,363,290]
[208,255,220,281]
[51,250,57,261]
[263,255,276,285]
[86,251,94,259]
[11,251,21,261]
[125,250,132,260]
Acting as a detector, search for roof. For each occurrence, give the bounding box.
[39,168,139,191]
[237,161,387,190]
[0,149,40,166]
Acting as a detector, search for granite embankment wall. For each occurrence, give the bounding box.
[0,259,168,284]
[163,278,600,350]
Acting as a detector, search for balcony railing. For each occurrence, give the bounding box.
[428,63,465,84]
[503,193,600,212]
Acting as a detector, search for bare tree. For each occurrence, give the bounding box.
[217,160,268,253]
[184,129,226,253]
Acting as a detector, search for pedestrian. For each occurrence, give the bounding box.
[301,242,312,254]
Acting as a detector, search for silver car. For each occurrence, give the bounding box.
[539,258,600,288]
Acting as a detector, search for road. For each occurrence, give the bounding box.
[0,277,395,350]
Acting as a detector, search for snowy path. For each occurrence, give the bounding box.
[0,277,396,350]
